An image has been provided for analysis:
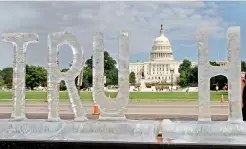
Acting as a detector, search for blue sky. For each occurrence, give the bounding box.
[0,1,245,68]
[131,1,246,63]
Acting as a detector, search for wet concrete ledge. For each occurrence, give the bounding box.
[1,140,246,149]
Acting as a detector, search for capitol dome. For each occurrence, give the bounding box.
[153,32,170,46]
[151,24,174,61]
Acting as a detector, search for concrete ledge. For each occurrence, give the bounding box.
[0,140,246,149]
[162,119,246,144]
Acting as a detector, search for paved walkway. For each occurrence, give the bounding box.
[0,100,229,106]
[0,101,231,120]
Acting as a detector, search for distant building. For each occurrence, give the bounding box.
[129,25,197,84]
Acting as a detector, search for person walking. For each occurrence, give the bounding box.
[185,86,189,96]
[242,74,246,121]
[216,85,219,92]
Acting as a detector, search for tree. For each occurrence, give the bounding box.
[210,75,227,90]
[209,61,220,66]
[242,61,246,72]
[59,68,68,91]
[129,72,136,85]
[177,59,192,87]
[76,66,93,89]
[59,68,90,90]
[85,51,118,86]
[106,68,118,85]
[0,67,13,89]
[178,59,192,73]
[60,81,66,91]
[0,75,4,87]
[85,57,93,69]
[86,51,117,70]
[190,66,198,86]
[26,65,47,90]
[178,60,231,88]
[177,59,199,87]
[177,71,190,87]
[61,68,69,72]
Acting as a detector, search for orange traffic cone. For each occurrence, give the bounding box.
[93,104,100,115]
[220,94,224,103]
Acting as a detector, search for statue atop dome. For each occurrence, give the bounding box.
[160,24,164,36]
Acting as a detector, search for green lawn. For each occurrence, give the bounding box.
[0,91,228,102]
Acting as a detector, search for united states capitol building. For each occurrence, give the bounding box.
[129,25,197,84]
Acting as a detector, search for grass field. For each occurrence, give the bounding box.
[0,91,228,102]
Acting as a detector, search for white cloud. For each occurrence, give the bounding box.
[204,9,216,15]
[207,2,219,9]
[0,1,229,68]
[178,43,197,48]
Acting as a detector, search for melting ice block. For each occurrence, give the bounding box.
[0,119,160,142]
[161,27,244,144]
[162,120,246,144]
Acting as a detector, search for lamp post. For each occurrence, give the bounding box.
[170,67,174,92]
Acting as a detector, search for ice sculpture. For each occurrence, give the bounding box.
[0,31,160,142]
[93,31,129,120]
[162,27,245,144]
[2,33,39,120]
[47,32,86,121]
[197,27,242,122]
